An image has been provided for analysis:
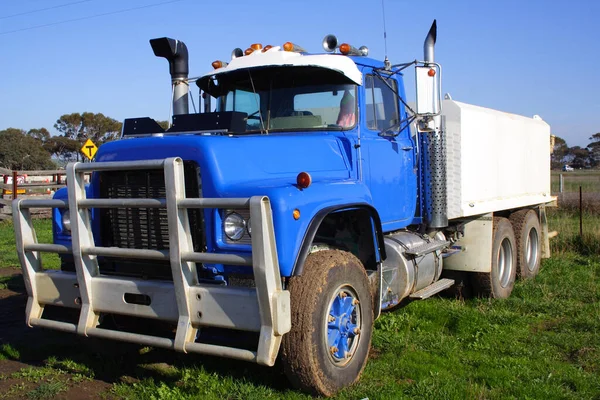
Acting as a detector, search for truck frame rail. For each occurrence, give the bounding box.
[13,157,290,366]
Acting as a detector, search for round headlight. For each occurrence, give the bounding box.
[246,217,251,237]
[223,212,245,241]
[62,210,71,232]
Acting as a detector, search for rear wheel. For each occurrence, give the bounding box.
[281,250,373,397]
[471,217,517,299]
[510,209,541,279]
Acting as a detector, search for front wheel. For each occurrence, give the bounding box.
[281,250,373,397]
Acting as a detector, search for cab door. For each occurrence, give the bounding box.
[359,71,417,230]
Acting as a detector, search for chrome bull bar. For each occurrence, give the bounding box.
[12,157,290,366]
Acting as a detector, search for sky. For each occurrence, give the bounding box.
[0,0,598,148]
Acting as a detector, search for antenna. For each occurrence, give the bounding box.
[381,0,391,69]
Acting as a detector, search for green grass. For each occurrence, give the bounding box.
[1,207,600,398]
[0,219,59,270]
[551,170,600,193]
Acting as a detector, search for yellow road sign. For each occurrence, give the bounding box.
[80,138,98,160]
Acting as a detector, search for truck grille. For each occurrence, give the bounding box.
[97,162,204,279]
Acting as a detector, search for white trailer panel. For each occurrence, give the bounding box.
[443,100,551,220]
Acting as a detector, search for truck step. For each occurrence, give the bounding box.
[404,240,449,257]
[409,278,455,300]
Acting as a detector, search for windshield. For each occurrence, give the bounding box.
[212,67,357,133]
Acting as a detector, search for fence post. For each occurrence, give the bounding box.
[12,170,18,200]
[559,174,564,193]
[579,186,583,238]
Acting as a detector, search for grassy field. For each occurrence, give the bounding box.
[551,170,600,194]
[0,211,599,399]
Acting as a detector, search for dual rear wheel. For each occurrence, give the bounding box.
[472,210,542,298]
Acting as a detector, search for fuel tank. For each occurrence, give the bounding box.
[380,231,443,309]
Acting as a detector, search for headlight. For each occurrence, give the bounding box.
[223,212,245,241]
[62,210,71,232]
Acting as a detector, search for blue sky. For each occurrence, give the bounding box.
[0,0,598,148]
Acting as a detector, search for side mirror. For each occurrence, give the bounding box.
[415,63,442,116]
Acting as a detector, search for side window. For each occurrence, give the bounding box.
[365,75,399,131]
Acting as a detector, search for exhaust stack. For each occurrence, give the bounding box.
[419,19,447,229]
[150,37,189,115]
[423,20,437,63]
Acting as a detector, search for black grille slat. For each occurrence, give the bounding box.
[97,162,204,279]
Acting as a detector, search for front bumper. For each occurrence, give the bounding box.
[12,157,290,366]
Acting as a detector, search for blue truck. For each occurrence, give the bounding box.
[13,21,554,396]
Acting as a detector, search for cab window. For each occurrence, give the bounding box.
[365,75,399,132]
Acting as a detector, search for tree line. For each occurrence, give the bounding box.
[552,133,600,170]
[0,113,168,170]
[1,114,599,171]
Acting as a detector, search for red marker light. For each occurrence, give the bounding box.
[428,68,436,77]
[296,172,312,189]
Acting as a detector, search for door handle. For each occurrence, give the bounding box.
[401,146,413,151]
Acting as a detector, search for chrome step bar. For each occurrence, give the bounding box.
[13,157,290,366]
[409,278,455,299]
[404,240,450,257]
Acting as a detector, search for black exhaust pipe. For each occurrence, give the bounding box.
[150,37,189,115]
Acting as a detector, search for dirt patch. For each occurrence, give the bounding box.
[0,270,115,399]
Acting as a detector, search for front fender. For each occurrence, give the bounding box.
[233,179,379,277]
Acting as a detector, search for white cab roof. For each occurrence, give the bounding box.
[199,46,363,85]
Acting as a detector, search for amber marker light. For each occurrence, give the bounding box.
[293,209,301,220]
[296,172,312,189]
[428,68,436,77]
[244,48,254,56]
[212,60,228,69]
[283,42,294,52]
[251,43,263,50]
[262,45,273,52]
[339,43,350,55]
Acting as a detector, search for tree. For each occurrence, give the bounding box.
[54,112,122,144]
[587,132,600,168]
[156,120,170,130]
[26,127,51,142]
[0,128,55,170]
[568,146,590,169]
[44,136,81,164]
[551,135,569,169]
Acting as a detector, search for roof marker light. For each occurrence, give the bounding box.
[244,47,254,56]
[339,43,367,56]
[250,43,263,50]
[283,42,306,53]
[262,45,273,52]
[212,60,228,69]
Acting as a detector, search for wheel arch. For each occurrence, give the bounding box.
[292,204,385,276]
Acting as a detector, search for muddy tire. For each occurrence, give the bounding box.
[509,209,541,279]
[281,250,373,397]
[471,217,517,299]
